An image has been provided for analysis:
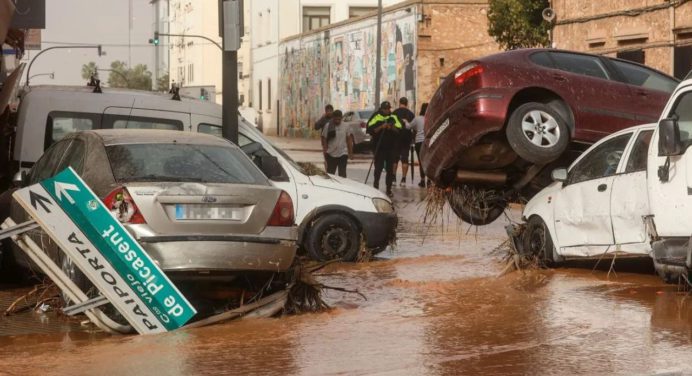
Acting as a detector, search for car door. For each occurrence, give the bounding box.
[608,59,679,124]
[547,52,635,140]
[610,129,653,253]
[553,132,632,256]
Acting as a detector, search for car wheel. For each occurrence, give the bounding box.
[506,102,569,165]
[306,213,361,262]
[446,186,506,226]
[59,254,91,305]
[521,216,556,266]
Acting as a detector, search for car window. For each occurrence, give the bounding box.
[358,110,374,120]
[45,112,97,150]
[670,91,692,147]
[111,117,182,130]
[56,139,86,174]
[611,60,678,94]
[529,51,554,68]
[198,123,222,137]
[106,143,268,185]
[343,112,354,122]
[550,52,610,80]
[568,133,632,184]
[625,130,653,173]
[31,139,72,183]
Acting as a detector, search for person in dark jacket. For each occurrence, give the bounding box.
[314,104,334,131]
[392,97,415,186]
[367,101,402,196]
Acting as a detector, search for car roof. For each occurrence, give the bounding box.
[84,129,233,147]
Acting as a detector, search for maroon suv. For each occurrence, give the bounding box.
[422,48,678,224]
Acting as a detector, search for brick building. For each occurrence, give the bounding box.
[552,0,692,80]
[278,0,500,135]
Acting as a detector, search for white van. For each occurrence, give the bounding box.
[521,76,692,281]
[9,85,397,261]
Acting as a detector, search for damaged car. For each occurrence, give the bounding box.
[8,130,298,291]
[422,48,678,225]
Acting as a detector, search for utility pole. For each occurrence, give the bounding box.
[374,0,383,108]
[220,0,242,145]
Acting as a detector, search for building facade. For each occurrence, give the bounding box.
[277,0,499,136]
[250,0,402,134]
[163,0,252,106]
[552,0,692,80]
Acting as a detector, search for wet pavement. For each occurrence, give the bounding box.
[1,142,692,375]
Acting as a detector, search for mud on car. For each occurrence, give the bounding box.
[421,48,678,225]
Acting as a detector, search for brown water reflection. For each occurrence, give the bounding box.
[1,201,692,375]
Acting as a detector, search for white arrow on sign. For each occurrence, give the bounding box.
[55,181,80,205]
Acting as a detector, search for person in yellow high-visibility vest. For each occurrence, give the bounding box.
[366,101,402,197]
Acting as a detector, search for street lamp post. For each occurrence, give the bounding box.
[28,72,55,81]
[150,31,222,50]
[26,45,104,86]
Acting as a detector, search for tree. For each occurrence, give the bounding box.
[107,60,153,91]
[487,0,551,51]
[156,73,170,92]
[81,61,98,81]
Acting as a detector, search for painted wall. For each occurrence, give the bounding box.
[279,8,417,133]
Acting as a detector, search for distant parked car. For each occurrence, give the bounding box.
[8,129,297,288]
[343,109,374,150]
[422,48,679,225]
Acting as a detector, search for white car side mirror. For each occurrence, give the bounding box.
[551,168,567,183]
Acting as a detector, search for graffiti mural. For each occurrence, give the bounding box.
[279,9,417,132]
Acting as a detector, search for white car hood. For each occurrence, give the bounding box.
[308,174,390,200]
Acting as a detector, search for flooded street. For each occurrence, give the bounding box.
[2,151,692,375]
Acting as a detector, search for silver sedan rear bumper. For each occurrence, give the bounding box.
[129,225,298,273]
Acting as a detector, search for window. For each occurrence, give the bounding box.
[611,60,678,94]
[674,46,692,80]
[529,52,554,68]
[56,139,86,174]
[198,123,222,137]
[624,130,653,173]
[349,6,376,18]
[188,64,194,83]
[669,92,692,148]
[45,111,98,150]
[267,78,271,111]
[616,49,645,64]
[258,80,263,110]
[550,52,610,80]
[568,133,632,184]
[303,6,330,32]
[106,143,268,185]
[238,62,244,79]
[31,140,72,183]
[107,116,183,131]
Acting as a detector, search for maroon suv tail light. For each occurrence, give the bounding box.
[454,63,484,86]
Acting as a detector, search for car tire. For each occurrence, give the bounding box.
[522,216,556,266]
[446,186,506,226]
[506,102,570,165]
[306,213,361,262]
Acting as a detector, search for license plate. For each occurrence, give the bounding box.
[429,118,450,146]
[175,204,242,220]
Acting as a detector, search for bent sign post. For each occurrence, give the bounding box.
[12,167,196,334]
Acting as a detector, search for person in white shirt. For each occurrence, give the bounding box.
[407,103,429,187]
[321,110,354,178]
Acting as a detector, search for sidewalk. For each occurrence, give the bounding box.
[266,135,322,152]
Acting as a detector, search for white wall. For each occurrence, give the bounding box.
[251,0,400,134]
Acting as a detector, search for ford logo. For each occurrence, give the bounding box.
[201,196,217,203]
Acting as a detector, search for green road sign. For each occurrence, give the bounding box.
[40,167,196,330]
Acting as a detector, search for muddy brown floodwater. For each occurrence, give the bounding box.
[2,184,692,375]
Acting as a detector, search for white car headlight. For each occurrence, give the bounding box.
[372,198,394,213]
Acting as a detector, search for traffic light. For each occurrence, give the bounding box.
[200,88,209,101]
[149,31,160,46]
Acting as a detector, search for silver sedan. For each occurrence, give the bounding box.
[10,130,297,288]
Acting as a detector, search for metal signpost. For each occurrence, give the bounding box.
[5,167,196,334]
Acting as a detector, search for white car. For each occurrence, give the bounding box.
[521,123,656,264]
[6,85,397,262]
